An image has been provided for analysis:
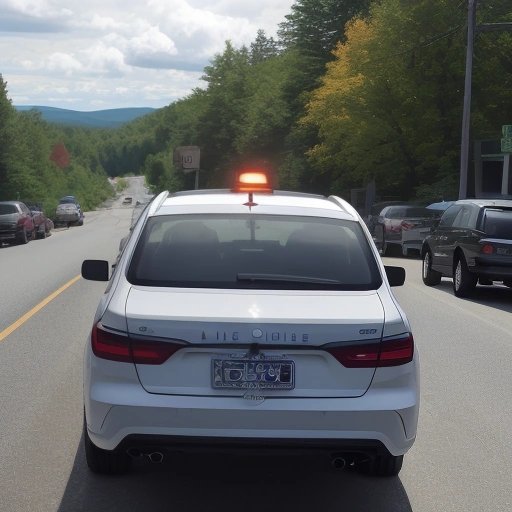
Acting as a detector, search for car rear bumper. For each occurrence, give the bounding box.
[0,232,17,240]
[85,386,417,457]
[0,228,21,241]
[114,434,395,461]
[469,264,512,280]
[55,214,80,222]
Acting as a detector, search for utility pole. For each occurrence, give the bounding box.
[458,0,477,200]
[459,2,512,199]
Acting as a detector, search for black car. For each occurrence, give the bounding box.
[421,199,512,297]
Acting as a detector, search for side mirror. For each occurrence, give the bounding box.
[385,265,405,287]
[82,260,109,281]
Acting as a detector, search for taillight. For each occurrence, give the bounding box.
[91,323,184,364]
[377,334,414,367]
[481,244,494,255]
[91,323,132,362]
[131,339,182,365]
[325,343,380,368]
[325,334,414,368]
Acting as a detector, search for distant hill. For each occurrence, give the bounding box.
[15,105,157,128]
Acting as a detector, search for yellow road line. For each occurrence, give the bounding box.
[0,274,81,342]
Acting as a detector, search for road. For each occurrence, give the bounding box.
[0,180,511,511]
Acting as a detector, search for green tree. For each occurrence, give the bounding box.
[0,75,17,199]
[303,0,471,200]
[250,29,280,64]
[279,0,371,82]
[197,42,252,185]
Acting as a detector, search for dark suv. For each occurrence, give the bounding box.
[421,199,512,297]
[0,201,36,244]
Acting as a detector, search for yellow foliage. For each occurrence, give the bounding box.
[303,18,374,130]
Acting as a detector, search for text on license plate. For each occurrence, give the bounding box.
[212,359,295,390]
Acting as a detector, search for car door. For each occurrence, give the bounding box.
[441,205,478,274]
[19,203,35,233]
[430,205,462,273]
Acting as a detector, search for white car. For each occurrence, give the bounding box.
[81,171,419,476]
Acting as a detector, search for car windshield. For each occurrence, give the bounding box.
[127,214,382,290]
[0,204,17,214]
[483,209,512,239]
[59,197,76,204]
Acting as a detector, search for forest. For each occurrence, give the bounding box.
[1,0,511,214]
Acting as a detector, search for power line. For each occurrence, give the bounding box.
[358,24,465,69]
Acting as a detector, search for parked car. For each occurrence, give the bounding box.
[81,170,418,477]
[0,201,36,244]
[370,204,438,256]
[24,202,53,239]
[421,199,512,297]
[364,201,404,233]
[55,196,84,227]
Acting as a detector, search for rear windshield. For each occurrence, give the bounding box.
[387,207,435,219]
[59,197,76,204]
[0,204,17,214]
[127,214,382,290]
[483,209,512,239]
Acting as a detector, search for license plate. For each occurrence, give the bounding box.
[212,358,295,390]
[496,247,512,256]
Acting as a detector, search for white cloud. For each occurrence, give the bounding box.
[46,52,83,74]
[82,42,127,75]
[1,0,295,110]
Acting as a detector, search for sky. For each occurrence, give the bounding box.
[0,0,295,111]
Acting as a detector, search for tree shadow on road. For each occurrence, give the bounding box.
[57,436,413,512]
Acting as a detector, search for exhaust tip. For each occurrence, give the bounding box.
[147,452,164,464]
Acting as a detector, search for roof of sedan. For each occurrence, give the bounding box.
[152,189,358,220]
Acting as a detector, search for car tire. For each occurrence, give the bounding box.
[382,240,401,257]
[39,227,46,239]
[362,454,403,477]
[453,254,477,297]
[84,418,131,475]
[17,228,29,244]
[381,239,388,256]
[422,249,441,286]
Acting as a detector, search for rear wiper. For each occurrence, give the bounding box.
[237,273,342,285]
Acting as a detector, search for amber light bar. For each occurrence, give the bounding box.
[233,170,273,193]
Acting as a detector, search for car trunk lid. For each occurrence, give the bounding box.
[125,287,385,398]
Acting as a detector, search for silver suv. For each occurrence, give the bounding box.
[82,173,419,477]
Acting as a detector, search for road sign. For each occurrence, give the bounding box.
[501,138,512,153]
[173,146,200,173]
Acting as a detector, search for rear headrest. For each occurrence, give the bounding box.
[286,224,347,247]
[163,221,219,246]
